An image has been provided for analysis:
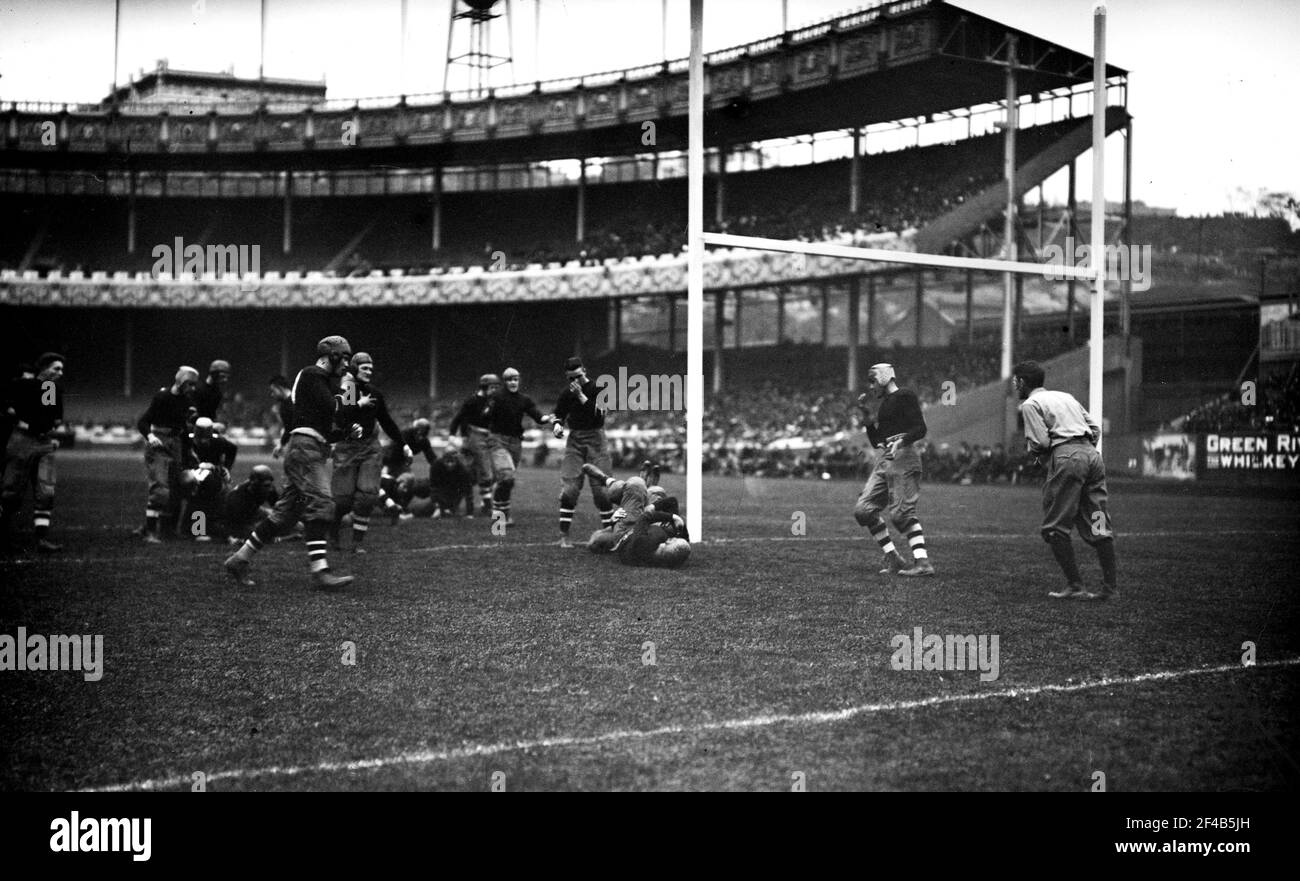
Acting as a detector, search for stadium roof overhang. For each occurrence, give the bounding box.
[0,0,1126,173]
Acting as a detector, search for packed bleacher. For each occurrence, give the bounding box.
[1174,370,1300,434]
[1,119,1083,276]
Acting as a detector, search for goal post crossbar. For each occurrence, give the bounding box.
[702,232,1100,282]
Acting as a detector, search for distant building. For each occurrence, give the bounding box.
[104,59,326,107]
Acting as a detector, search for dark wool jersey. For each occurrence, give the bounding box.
[554,379,606,431]
[383,427,436,470]
[865,388,927,447]
[618,510,689,566]
[222,479,278,527]
[193,382,224,421]
[187,434,239,470]
[6,377,63,436]
[289,365,343,441]
[339,382,403,444]
[275,398,295,445]
[138,388,195,436]
[448,393,491,436]
[485,390,545,438]
[429,452,473,499]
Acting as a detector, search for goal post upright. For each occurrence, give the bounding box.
[687,0,704,542]
[1090,2,1108,451]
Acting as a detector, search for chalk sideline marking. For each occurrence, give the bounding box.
[78,657,1300,792]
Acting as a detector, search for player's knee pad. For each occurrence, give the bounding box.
[559,482,581,508]
[332,496,353,517]
[652,538,691,568]
[853,502,883,528]
[496,476,515,493]
[1042,528,1070,545]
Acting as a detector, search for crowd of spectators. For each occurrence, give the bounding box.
[1176,371,1300,434]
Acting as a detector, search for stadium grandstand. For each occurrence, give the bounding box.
[1,0,1296,484]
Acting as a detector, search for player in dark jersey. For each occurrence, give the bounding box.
[582,460,658,554]
[330,352,403,553]
[429,448,475,516]
[220,464,279,544]
[551,357,614,547]
[382,418,435,476]
[853,362,934,577]
[1,353,66,554]
[224,335,358,591]
[377,418,435,518]
[177,416,238,541]
[448,373,500,516]
[616,492,692,568]
[137,366,200,543]
[193,359,231,421]
[483,367,553,527]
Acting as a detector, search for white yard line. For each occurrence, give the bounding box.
[78,657,1300,792]
[7,529,1294,567]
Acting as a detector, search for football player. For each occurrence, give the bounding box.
[137,366,199,544]
[582,460,657,554]
[194,359,231,421]
[330,352,403,553]
[1,353,66,554]
[220,464,279,544]
[448,374,500,516]
[616,492,691,568]
[551,357,614,547]
[853,363,934,577]
[482,368,552,527]
[378,417,435,517]
[177,417,237,541]
[224,335,359,591]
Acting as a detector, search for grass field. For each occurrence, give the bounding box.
[2,451,1298,791]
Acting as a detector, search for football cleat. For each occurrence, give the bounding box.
[36,539,64,553]
[312,570,354,592]
[878,552,910,575]
[899,560,935,577]
[1048,584,1087,599]
[557,537,575,549]
[223,556,255,587]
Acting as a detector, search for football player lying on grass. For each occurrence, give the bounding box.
[614,492,691,569]
[582,460,655,554]
[580,461,689,566]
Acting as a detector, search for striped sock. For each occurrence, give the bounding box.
[598,506,613,528]
[306,539,329,572]
[352,515,369,544]
[906,521,928,560]
[145,509,160,534]
[33,509,52,538]
[559,506,575,535]
[866,517,896,555]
